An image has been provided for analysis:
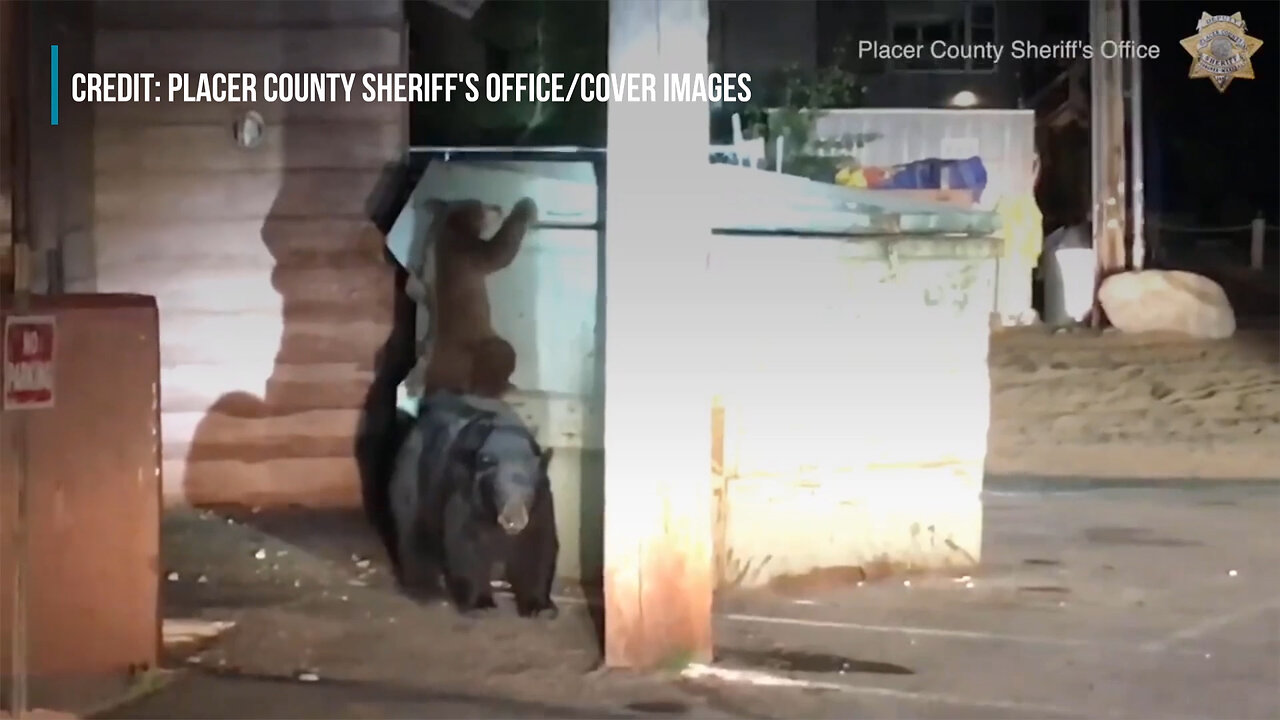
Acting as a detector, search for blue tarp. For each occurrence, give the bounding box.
[881,156,988,199]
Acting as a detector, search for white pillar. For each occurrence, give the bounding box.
[603,0,714,670]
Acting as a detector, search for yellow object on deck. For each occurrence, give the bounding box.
[994,192,1044,267]
[834,166,868,188]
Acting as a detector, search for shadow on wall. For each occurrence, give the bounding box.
[350,165,419,573]
[350,208,418,574]
[181,32,410,559]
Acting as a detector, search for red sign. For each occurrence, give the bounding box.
[4,316,56,410]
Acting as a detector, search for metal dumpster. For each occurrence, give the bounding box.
[386,150,1000,586]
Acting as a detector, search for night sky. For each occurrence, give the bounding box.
[1134,1,1279,225]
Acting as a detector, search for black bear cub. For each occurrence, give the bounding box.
[388,389,559,618]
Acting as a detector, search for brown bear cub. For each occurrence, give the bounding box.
[424,198,538,398]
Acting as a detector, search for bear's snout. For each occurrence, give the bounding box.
[498,502,530,536]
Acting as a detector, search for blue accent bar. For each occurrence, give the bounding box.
[50,45,59,126]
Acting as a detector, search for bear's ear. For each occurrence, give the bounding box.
[452,416,491,466]
[538,446,555,475]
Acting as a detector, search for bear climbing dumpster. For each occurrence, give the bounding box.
[385,150,1000,587]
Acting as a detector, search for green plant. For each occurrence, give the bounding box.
[739,38,866,178]
[422,0,607,146]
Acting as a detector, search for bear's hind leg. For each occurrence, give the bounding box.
[469,336,517,398]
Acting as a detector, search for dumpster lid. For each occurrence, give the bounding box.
[385,157,1001,272]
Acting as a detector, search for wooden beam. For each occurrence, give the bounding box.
[1088,0,1103,327]
[1089,0,1127,327]
[1127,0,1145,270]
[1100,0,1127,276]
[603,0,714,670]
[0,0,13,289]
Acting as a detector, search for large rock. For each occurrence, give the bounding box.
[1098,270,1236,339]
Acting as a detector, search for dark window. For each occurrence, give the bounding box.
[971,24,996,46]
[971,2,996,28]
[892,23,917,46]
[921,21,955,45]
[889,1,998,71]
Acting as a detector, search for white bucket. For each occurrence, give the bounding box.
[1043,247,1095,325]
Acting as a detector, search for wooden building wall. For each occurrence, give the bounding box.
[1,0,14,278]
[92,0,406,506]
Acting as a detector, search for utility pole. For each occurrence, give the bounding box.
[1089,0,1128,326]
[1089,0,1101,289]
[603,0,714,670]
[1102,0,1128,276]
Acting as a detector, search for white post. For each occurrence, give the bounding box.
[1251,213,1266,270]
[603,0,714,670]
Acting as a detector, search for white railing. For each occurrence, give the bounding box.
[698,125,1276,271]
[709,113,773,171]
